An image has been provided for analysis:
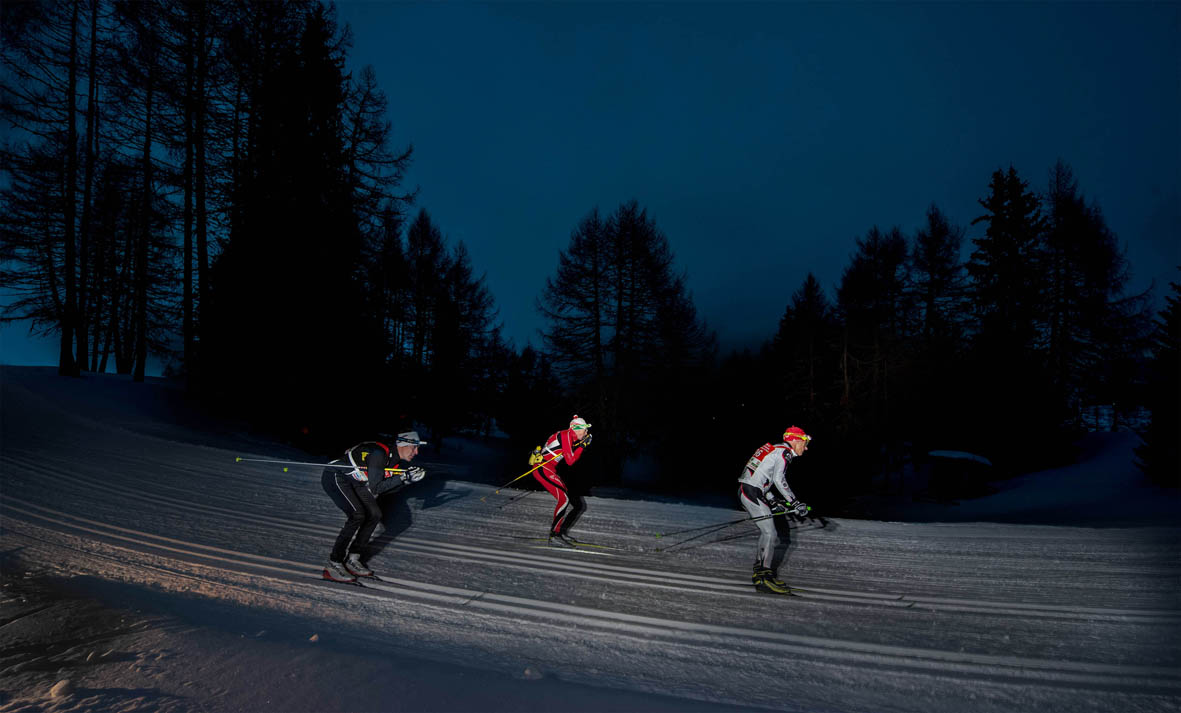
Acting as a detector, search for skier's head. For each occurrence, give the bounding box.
[395,431,426,460]
[569,415,591,442]
[783,426,811,456]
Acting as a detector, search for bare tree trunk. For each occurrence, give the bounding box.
[99,300,116,374]
[194,0,209,376]
[92,187,113,372]
[133,76,153,382]
[77,0,99,373]
[182,4,195,378]
[842,329,850,405]
[60,0,80,377]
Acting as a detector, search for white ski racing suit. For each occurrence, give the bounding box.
[737,443,799,569]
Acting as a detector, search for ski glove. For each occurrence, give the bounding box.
[528,446,545,466]
[790,501,809,517]
[580,433,593,446]
[401,466,426,484]
[765,496,787,515]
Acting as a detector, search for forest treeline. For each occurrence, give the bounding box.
[3,0,1175,502]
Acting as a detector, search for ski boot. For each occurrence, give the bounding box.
[752,565,791,595]
[547,533,575,548]
[752,564,788,587]
[344,553,374,578]
[323,560,357,583]
[752,563,768,585]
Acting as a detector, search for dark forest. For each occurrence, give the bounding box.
[2,0,1177,510]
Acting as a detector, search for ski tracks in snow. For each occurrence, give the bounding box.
[3,407,1181,710]
[3,483,1181,711]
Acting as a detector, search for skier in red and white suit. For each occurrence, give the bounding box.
[737,426,811,594]
[533,415,592,543]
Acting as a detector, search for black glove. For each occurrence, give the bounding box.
[790,501,809,517]
[581,432,592,446]
[400,466,426,484]
[765,497,787,515]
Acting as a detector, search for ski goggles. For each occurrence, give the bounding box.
[786,433,812,444]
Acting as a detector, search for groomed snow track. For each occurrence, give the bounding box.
[2,369,1179,712]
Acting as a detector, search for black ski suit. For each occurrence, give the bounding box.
[322,441,412,562]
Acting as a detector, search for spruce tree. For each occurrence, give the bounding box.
[965,166,1052,461]
[1136,271,1180,487]
[910,204,968,446]
[539,201,712,485]
[771,273,839,426]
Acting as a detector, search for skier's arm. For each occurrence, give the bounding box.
[560,428,584,465]
[769,453,798,504]
[364,449,388,495]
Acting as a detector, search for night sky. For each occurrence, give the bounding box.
[2,1,1178,366]
[334,0,1180,352]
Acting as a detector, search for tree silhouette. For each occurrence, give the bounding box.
[965,166,1053,461]
[836,225,915,475]
[770,272,839,426]
[1136,270,1180,487]
[539,200,713,485]
[909,203,968,446]
[1043,160,1151,427]
[0,0,85,375]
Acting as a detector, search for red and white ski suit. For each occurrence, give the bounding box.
[532,428,586,536]
[737,442,799,569]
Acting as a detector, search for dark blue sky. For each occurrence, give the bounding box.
[1,1,1177,366]
[334,0,1179,351]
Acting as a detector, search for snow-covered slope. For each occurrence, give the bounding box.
[2,367,1179,712]
[856,431,1180,526]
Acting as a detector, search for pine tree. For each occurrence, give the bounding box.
[910,204,968,445]
[539,201,712,485]
[0,0,85,376]
[965,166,1052,459]
[836,225,915,468]
[204,3,368,437]
[1136,271,1180,487]
[1043,160,1151,427]
[968,166,1046,355]
[770,273,839,426]
[912,204,967,346]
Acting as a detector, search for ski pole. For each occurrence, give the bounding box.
[497,487,537,510]
[234,456,406,475]
[654,515,752,539]
[654,508,813,553]
[653,506,813,538]
[480,455,563,502]
[655,521,743,551]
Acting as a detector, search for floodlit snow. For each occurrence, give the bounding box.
[1,366,1179,712]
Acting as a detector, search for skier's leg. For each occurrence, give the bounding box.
[551,496,571,534]
[562,490,586,535]
[546,473,571,534]
[533,466,570,534]
[739,485,776,569]
[348,485,383,560]
[329,474,367,563]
